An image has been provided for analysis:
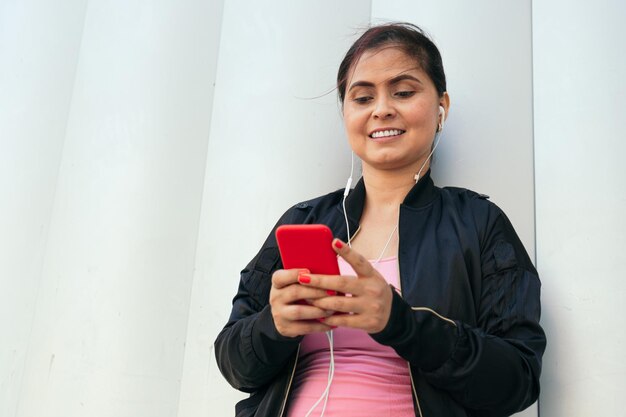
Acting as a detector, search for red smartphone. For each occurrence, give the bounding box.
[275,224,340,275]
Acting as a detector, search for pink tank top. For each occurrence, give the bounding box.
[285,256,414,417]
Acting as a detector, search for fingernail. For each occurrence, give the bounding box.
[298,268,310,274]
[330,325,338,329]
[298,273,311,284]
[326,290,337,296]
[334,240,344,249]
[318,317,325,322]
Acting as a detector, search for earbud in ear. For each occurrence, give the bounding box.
[438,105,445,132]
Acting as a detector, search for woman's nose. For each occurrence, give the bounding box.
[372,96,396,119]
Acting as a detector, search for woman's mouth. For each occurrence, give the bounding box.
[369,129,406,139]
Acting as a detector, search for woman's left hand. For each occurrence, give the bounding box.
[299,238,393,334]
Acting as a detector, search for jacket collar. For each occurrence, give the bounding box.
[342,169,440,226]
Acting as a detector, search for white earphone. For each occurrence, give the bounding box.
[438,105,445,132]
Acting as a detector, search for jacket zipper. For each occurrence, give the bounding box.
[408,365,424,417]
[396,251,424,417]
[278,344,300,417]
[395,214,458,417]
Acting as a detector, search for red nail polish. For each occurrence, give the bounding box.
[334,240,344,249]
[326,290,337,296]
[318,317,325,322]
[330,325,338,329]
[298,273,311,284]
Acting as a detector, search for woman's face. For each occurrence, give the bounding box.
[342,47,448,174]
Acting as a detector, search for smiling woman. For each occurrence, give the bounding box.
[214,22,545,417]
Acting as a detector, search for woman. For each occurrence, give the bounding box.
[215,23,545,417]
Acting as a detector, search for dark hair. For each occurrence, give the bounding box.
[337,23,447,103]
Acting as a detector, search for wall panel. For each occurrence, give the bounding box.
[14,1,215,416]
[187,1,371,415]
[0,1,87,415]
[534,1,626,415]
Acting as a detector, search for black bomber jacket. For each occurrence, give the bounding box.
[214,170,546,417]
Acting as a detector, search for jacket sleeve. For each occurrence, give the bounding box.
[213,207,306,392]
[371,201,546,416]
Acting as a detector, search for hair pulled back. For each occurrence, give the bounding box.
[337,23,447,103]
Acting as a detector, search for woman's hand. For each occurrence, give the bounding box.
[301,239,393,334]
[270,268,334,338]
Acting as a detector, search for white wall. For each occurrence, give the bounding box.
[533,1,626,416]
[0,1,88,415]
[3,1,624,416]
[1,1,219,416]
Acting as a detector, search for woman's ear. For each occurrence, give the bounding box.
[440,91,450,122]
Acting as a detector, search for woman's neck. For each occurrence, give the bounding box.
[361,162,427,209]
[349,165,422,260]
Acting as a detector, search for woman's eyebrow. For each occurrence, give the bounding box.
[388,74,423,86]
[348,74,423,92]
[347,80,375,92]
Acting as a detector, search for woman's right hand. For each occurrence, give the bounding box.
[270,268,334,338]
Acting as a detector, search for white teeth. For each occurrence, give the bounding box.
[371,129,404,138]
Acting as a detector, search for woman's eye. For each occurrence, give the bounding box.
[395,91,415,98]
[353,96,373,104]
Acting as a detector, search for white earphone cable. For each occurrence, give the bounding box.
[343,152,355,248]
[414,129,443,183]
[303,330,335,417]
[416,107,445,183]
